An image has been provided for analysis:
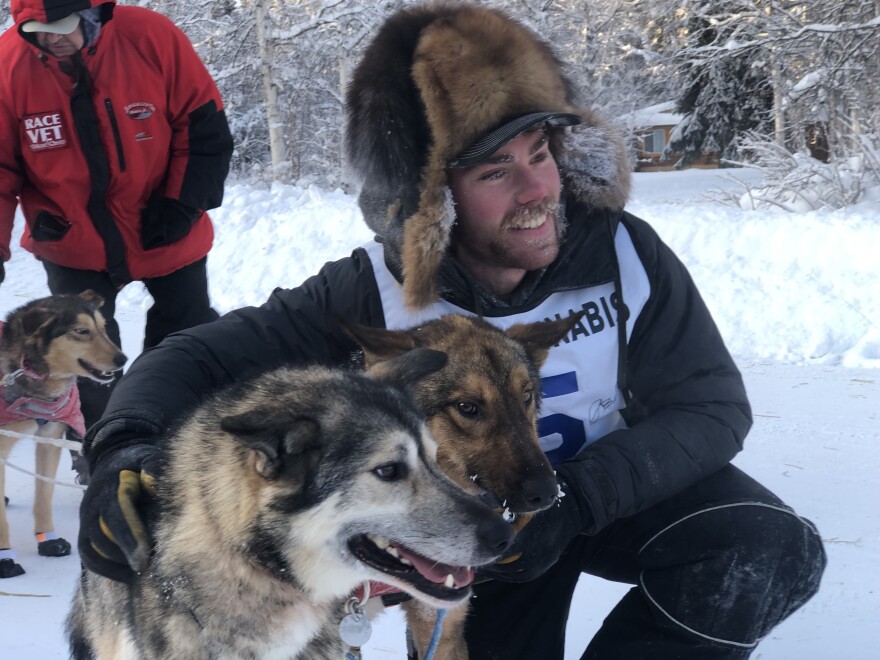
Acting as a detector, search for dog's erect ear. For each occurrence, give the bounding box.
[78,289,105,309]
[337,317,418,368]
[340,316,447,385]
[506,312,586,368]
[222,409,321,481]
[367,347,447,387]
[17,307,57,340]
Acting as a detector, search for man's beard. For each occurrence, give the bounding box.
[483,197,566,269]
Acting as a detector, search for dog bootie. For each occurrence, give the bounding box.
[36,532,71,557]
[0,549,25,578]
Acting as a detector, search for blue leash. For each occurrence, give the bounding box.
[423,608,447,660]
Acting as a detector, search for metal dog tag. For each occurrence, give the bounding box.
[339,609,372,647]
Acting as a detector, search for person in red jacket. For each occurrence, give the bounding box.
[0,0,234,469]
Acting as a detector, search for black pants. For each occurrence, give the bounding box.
[43,257,219,430]
[463,465,826,660]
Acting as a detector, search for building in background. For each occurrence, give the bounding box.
[623,102,718,171]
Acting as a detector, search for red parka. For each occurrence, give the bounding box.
[0,0,233,283]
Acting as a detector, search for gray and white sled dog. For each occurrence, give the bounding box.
[67,352,513,659]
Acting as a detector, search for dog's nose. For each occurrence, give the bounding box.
[521,475,559,510]
[478,515,515,555]
[114,353,128,368]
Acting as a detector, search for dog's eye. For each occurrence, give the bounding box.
[456,401,479,417]
[373,461,408,482]
[71,327,90,337]
[523,389,534,405]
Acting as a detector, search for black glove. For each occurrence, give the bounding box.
[140,195,201,250]
[479,470,591,583]
[78,443,162,583]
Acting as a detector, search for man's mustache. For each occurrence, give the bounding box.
[502,198,561,230]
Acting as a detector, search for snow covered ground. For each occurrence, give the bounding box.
[1,168,877,658]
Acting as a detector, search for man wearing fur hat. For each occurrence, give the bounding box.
[77,3,825,658]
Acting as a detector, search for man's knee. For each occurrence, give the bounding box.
[639,502,826,648]
[754,507,826,622]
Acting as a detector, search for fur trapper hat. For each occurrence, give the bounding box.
[345,1,631,309]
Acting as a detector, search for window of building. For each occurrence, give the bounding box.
[641,129,667,154]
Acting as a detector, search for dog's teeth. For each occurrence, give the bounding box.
[368,534,390,550]
[386,547,399,558]
[444,574,455,588]
[399,557,412,566]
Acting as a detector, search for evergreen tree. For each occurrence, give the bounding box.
[665,6,774,167]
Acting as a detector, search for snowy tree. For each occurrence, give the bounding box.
[662,1,775,167]
[659,0,878,195]
[6,0,874,198]
[665,3,877,149]
[143,0,404,184]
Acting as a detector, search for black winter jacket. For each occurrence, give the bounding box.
[85,198,751,534]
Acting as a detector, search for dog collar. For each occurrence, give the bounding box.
[2,356,48,386]
[0,322,48,385]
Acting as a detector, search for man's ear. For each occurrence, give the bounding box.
[505,312,585,368]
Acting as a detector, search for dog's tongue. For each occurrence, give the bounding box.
[395,545,474,587]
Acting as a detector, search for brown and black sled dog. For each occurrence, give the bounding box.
[0,291,126,578]
[67,353,515,659]
[343,312,582,660]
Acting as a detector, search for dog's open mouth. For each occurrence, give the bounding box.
[78,359,118,383]
[349,534,474,602]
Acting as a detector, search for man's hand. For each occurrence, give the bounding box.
[140,196,201,249]
[479,472,591,583]
[78,443,162,583]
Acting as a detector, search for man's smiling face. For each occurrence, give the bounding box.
[447,129,563,296]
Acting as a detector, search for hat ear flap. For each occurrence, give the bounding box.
[402,179,455,310]
[556,115,632,211]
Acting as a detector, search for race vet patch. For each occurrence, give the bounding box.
[23,111,68,152]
